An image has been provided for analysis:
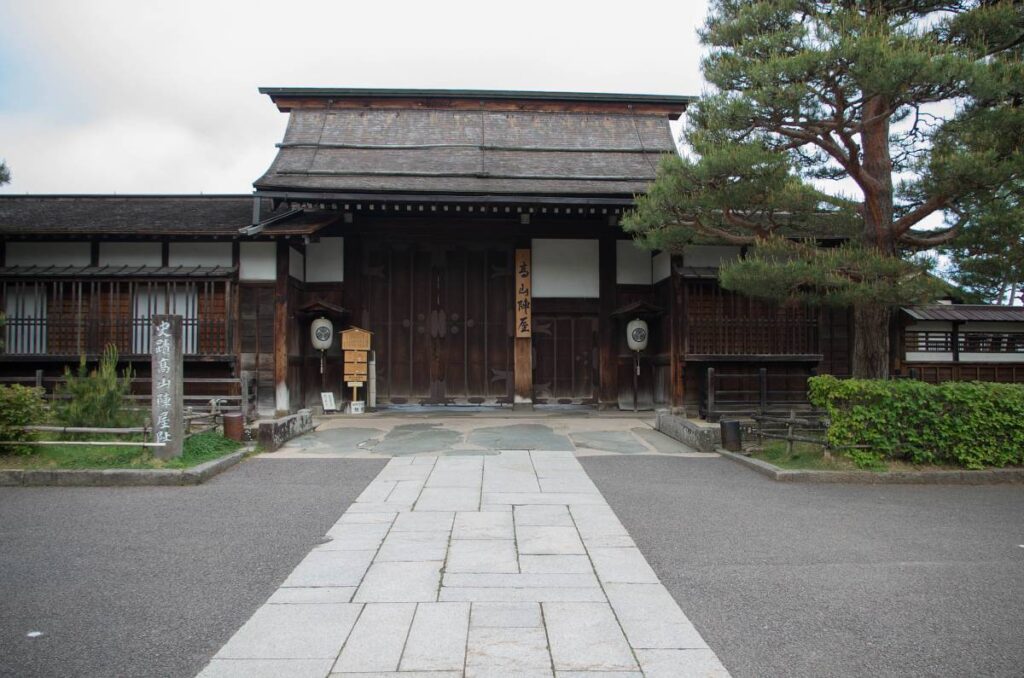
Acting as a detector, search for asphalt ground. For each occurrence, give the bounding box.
[0,458,386,678]
[581,455,1024,678]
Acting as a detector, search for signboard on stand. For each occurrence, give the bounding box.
[340,327,372,410]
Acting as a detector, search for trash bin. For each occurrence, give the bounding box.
[223,412,244,441]
[720,419,742,452]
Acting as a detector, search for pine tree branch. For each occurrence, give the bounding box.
[892,194,952,236]
[899,225,960,247]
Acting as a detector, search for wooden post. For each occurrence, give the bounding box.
[151,314,184,459]
[274,240,290,415]
[669,254,684,410]
[706,367,716,421]
[597,237,617,408]
[787,409,796,456]
[759,367,768,414]
[951,320,962,363]
[513,248,533,409]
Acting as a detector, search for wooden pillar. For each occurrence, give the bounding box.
[513,248,533,409]
[274,240,290,415]
[669,254,684,411]
[597,236,617,408]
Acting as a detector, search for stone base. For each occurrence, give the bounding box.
[257,409,314,452]
[655,410,720,452]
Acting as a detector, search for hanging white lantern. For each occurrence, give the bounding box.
[626,317,648,352]
[311,317,334,351]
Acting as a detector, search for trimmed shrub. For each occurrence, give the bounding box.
[0,385,47,454]
[54,345,143,430]
[809,375,1024,470]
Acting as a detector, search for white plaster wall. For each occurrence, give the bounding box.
[289,247,305,282]
[6,242,90,266]
[239,242,276,281]
[653,251,671,283]
[169,242,232,267]
[616,240,651,285]
[905,352,953,362]
[99,242,162,266]
[684,245,741,268]
[531,238,599,298]
[306,237,344,282]
[960,352,1024,363]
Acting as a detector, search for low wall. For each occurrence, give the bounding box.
[655,410,721,452]
[257,409,314,452]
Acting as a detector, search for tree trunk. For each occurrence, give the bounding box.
[855,94,895,379]
[852,302,891,379]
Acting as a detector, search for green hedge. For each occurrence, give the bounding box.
[808,375,1024,470]
[0,385,47,454]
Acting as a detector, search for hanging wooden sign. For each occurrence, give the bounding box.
[515,249,532,338]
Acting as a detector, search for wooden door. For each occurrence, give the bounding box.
[532,315,598,403]
[363,240,513,404]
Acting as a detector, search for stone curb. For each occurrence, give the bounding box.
[0,448,251,487]
[717,449,1024,485]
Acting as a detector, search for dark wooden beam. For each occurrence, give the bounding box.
[267,96,686,119]
[597,236,617,408]
[670,254,684,410]
[513,247,533,409]
[274,240,290,414]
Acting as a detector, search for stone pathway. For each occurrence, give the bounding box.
[270,415,715,459]
[197,450,729,677]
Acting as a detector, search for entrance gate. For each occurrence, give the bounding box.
[362,240,514,404]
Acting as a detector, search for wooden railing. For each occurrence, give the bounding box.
[905,331,1024,354]
[687,317,819,356]
[1,279,232,357]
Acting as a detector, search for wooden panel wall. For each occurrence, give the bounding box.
[239,284,275,413]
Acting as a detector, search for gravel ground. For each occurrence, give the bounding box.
[581,455,1024,678]
[0,457,385,678]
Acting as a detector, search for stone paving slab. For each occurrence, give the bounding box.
[197,449,731,677]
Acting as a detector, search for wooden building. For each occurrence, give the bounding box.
[0,88,899,417]
[895,304,1024,383]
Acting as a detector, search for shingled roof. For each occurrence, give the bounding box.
[0,195,338,237]
[903,305,1024,322]
[254,88,690,201]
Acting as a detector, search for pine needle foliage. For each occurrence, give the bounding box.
[54,345,143,430]
[718,237,945,307]
[623,0,1024,376]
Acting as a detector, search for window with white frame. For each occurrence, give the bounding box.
[132,284,198,354]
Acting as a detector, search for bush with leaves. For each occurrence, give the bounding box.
[54,346,143,429]
[809,376,1024,470]
[0,385,47,454]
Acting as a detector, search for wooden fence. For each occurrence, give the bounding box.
[703,367,814,422]
[0,372,256,419]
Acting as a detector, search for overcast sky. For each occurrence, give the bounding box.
[0,0,709,195]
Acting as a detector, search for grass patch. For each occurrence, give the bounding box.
[750,441,857,471]
[0,431,242,470]
[748,441,976,472]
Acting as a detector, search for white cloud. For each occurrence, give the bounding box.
[0,0,710,193]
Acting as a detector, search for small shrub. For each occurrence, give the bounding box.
[54,345,143,429]
[0,385,47,454]
[809,375,1024,470]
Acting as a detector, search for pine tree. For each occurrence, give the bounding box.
[0,161,9,186]
[624,0,1024,378]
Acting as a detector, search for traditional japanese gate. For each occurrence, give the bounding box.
[361,240,514,404]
